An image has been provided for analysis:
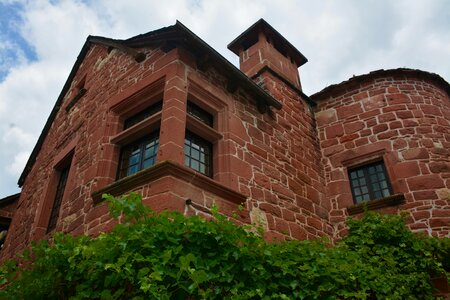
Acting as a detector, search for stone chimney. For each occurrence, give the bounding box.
[228,19,307,90]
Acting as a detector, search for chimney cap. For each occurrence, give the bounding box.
[228,18,308,67]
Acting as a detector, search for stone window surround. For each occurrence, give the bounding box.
[341,149,405,215]
[348,161,393,204]
[95,71,235,205]
[32,137,77,240]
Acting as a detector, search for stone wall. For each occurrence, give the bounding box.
[313,70,450,238]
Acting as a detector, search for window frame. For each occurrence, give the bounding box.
[110,94,163,181]
[184,130,213,177]
[47,165,71,233]
[183,100,218,177]
[348,161,393,204]
[117,130,159,180]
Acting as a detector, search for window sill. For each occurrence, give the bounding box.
[91,160,246,205]
[347,193,405,215]
[110,112,161,145]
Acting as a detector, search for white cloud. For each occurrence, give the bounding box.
[6,150,30,176]
[0,0,449,198]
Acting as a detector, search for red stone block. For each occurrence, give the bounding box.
[289,223,307,240]
[325,124,344,139]
[389,121,403,129]
[378,113,396,122]
[373,123,388,134]
[393,161,420,178]
[274,217,290,234]
[421,104,442,116]
[282,209,296,221]
[432,210,450,218]
[288,178,305,195]
[259,203,282,218]
[386,93,410,104]
[264,230,286,242]
[316,109,337,127]
[336,103,363,120]
[359,109,380,120]
[344,121,365,134]
[359,129,372,137]
[377,130,398,140]
[402,148,429,160]
[321,138,338,148]
[296,196,314,212]
[362,94,385,110]
[307,217,323,231]
[430,218,450,228]
[429,162,450,173]
[396,110,414,119]
[340,133,359,143]
[407,175,445,190]
[412,210,430,220]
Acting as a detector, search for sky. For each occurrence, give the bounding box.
[0,0,449,198]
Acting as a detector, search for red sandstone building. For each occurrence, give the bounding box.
[1,19,449,259]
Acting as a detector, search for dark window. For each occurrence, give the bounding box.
[187,101,213,127]
[124,101,162,129]
[118,131,159,179]
[184,131,212,177]
[349,162,392,204]
[47,165,70,233]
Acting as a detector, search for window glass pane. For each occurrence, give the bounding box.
[374,191,382,199]
[129,152,141,165]
[370,174,378,182]
[350,172,357,179]
[191,160,200,171]
[382,189,390,197]
[143,158,155,169]
[372,182,380,191]
[191,149,200,160]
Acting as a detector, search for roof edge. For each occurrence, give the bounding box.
[311,68,450,101]
[18,21,283,186]
[17,39,92,186]
[0,192,20,205]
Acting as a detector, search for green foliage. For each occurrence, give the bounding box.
[0,193,448,299]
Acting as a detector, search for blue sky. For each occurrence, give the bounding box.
[0,0,449,198]
[0,2,36,80]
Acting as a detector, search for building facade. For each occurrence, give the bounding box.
[1,19,449,260]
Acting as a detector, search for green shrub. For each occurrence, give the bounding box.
[0,193,448,299]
